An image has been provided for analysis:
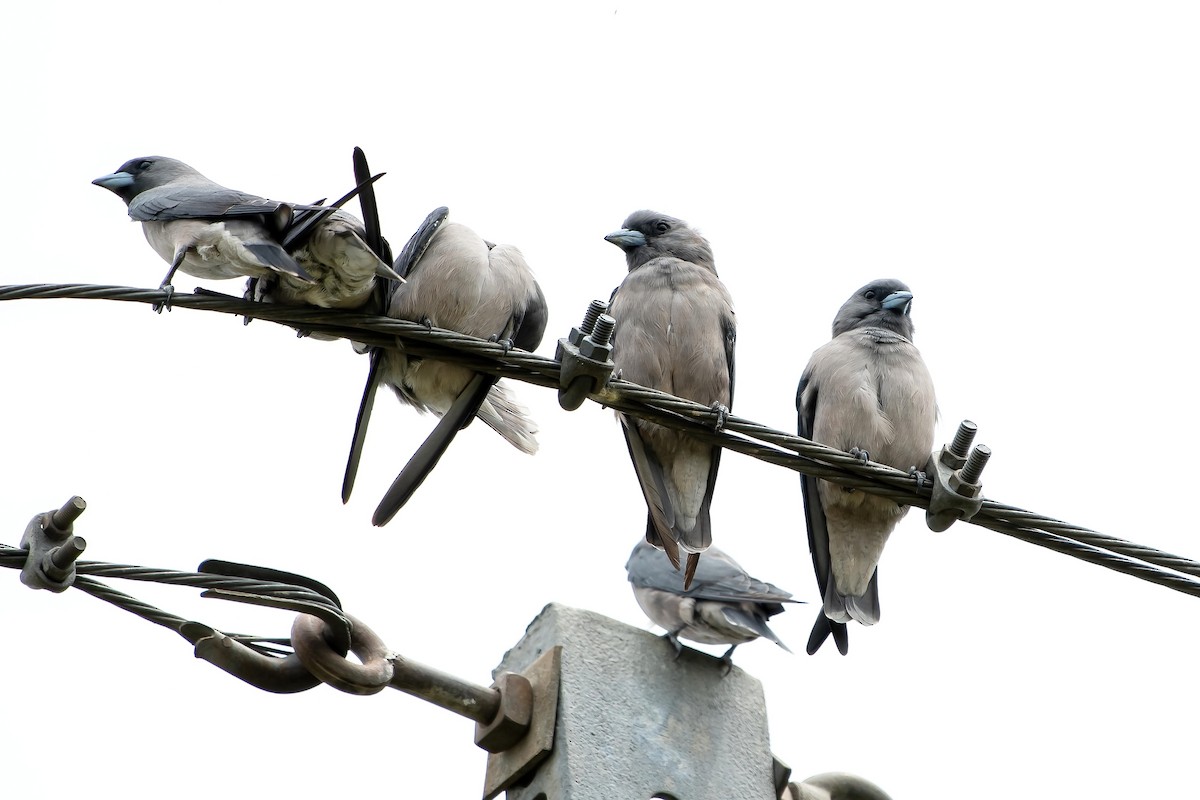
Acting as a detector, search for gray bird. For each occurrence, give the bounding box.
[606,211,736,589]
[250,148,404,312]
[796,279,937,655]
[250,208,403,310]
[626,539,796,663]
[93,156,318,294]
[342,210,548,526]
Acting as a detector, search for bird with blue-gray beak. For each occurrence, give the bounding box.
[93,156,320,296]
[796,279,936,655]
[605,211,736,590]
[626,539,796,665]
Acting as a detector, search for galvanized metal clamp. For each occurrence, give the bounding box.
[925,420,992,532]
[20,496,88,592]
[555,299,616,410]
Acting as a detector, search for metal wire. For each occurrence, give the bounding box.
[0,543,341,649]
[3,282,1199,601]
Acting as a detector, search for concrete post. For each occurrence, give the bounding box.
[487,603,778,800]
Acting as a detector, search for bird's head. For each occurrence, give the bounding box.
[604,210,716,273]
[92,156,197,203]
[831,278,916,339]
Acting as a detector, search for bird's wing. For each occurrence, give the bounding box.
[393,207,450,279]
[798,365,849,655]
[128,184,289,223]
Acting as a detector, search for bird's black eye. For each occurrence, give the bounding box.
[654,221,670,234]
[864,290,877,300]
[138,160,152,170]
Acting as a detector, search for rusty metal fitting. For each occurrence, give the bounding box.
[20,496,88,593]
[556,302,616,411]
[475,672,534,753]
[925,425,991,532]
[184,622,323,694]
[291,613,393,696]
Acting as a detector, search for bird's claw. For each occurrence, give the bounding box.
[153,283,175,314]
[909,466,929,489]
[718,645,737,675]
[488,334,514,353]
[421,316,434,332]
[710,402,729,431]
[848,447,870,465]
[664,630,685,660]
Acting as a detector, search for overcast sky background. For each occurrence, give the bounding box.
[2,2,1198,798]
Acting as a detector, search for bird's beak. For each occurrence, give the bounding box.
[881,290,913,315]
[92,171,134,190]
[604,228,646,250]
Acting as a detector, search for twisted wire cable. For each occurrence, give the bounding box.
[2,283,1198,600]
[0,543,338,647]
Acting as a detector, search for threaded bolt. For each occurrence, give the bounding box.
[949,420,978,459]
[960,444,991,485]
[48,496,87,536]
[579,299,608,335]
[590,314,615,346]
[50,536,87,570]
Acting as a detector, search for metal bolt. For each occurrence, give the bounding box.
[590,314,615,346]
[948,420,978,459]
[50,536,87,571]
[960,444,991,485]
[49,496,86,535]
[580,314,615,360]
[579,299,608,336]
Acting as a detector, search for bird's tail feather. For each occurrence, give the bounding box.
[822,571,881,626]
[723,607,791,653]
[806,612,849,656]
[476,380,538,454]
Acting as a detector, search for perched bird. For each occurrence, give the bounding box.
[92,156,317,294]
[796,279,937,655]
[250,147,404,311]
[343,211,548,526]
[250,208,403,310]
[626,539,796,663]
[605,211,736,588]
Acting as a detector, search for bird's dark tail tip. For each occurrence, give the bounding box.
[806,613,849,656]
[683,552,700,590]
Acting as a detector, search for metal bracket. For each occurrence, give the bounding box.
[555,300,615,410]
[19,496,87,592]
[925,420,992,532]
[482,646,562,800]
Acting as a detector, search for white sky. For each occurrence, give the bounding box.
[2,2,1198,798]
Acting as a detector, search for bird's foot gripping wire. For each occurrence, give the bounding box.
[488,334,514,354]
[848,447,870,465]
[709,402,729,431]
[153,283,175,314]
[908,466,929,489]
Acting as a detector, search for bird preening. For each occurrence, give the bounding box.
[93,151,946,666]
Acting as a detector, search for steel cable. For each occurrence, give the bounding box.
[2,283,1197,601]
